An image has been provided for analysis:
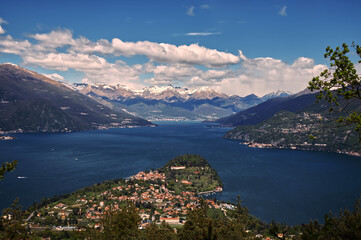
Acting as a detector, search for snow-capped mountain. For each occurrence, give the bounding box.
[73,83,290,121]
[77,84,228,101]
[261,90,292,101]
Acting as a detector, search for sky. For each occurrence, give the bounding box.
[0,0,360,97]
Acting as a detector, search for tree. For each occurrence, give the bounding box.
[308,42,361,140]
[301,197,361,239]
[86,204,141,240]
[144,222,177,240]
[179,198,253,240]
[268,220,289,240]
[0,198,29,240]
[0,160,17,180]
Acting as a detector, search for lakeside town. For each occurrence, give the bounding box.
[227,111,361,157]
[25,159,229,232]
[241,141,361,157]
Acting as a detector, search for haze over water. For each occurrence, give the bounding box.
[1,122,361,225]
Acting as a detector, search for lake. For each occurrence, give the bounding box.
[1,122,361,225]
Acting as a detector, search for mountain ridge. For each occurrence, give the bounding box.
[224,98,361,156]
[213,89,317,126]
[0,64,154,133]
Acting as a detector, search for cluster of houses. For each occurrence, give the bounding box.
[35,169,229,230]
[130,170,166,182]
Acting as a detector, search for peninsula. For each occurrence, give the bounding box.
[25,154,225,230]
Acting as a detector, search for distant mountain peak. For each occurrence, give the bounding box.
[261,90,292,101]
[78,83,231,101]
[244,93,259,98]
[293,88,315,97]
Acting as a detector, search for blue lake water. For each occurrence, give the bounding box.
[1,121,361,225]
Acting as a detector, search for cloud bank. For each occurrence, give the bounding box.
[0,27,326,96]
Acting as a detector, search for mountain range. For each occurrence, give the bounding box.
[74,83,291,121]
[0,64,154,133]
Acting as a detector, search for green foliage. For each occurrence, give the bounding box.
[144,222,178,240]
[36,230,80,240]
[0,198,29,240]
[161,154,223,194]
[178,198,253,240]
[268,220,290,240]
[308,42,361,141]
[86,204,141,240]
[0,160,17,180]
[162,154,211,169]
[301,197,361,240]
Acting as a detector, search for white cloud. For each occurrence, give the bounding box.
[144,64,197,85]
[0,27,327,96]
[186,69,234,87]
[18,29,241,67]
[212,55,326,96]
[0,28,241,90]
[186,32,221,36]
[187,6,195,16]
[0,17,7,34]
[199,69,234,81]
[110,39,240,67]
[200,4,209,9]
[238,50,247,61]
[70,38,114,55]
[43,73,64,82]
[143,63,234,88]
[355,63,361,76]
[279,6,287,16]
[29,29,76,48]
[20,50,145,88]
[146,54,326,97]
[292,57,315,68]
[0,35,31,54]
[23,52,108,71]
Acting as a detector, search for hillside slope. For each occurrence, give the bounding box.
[224,99,361,156]
[160,154,223,194]
[0,64,154,133]
[215,90,317,126]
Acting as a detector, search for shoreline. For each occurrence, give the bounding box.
[198,187,223,196]
[237,141,361,157]
[0,123,157,135]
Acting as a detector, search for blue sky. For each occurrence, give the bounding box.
[0,0,360,96]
